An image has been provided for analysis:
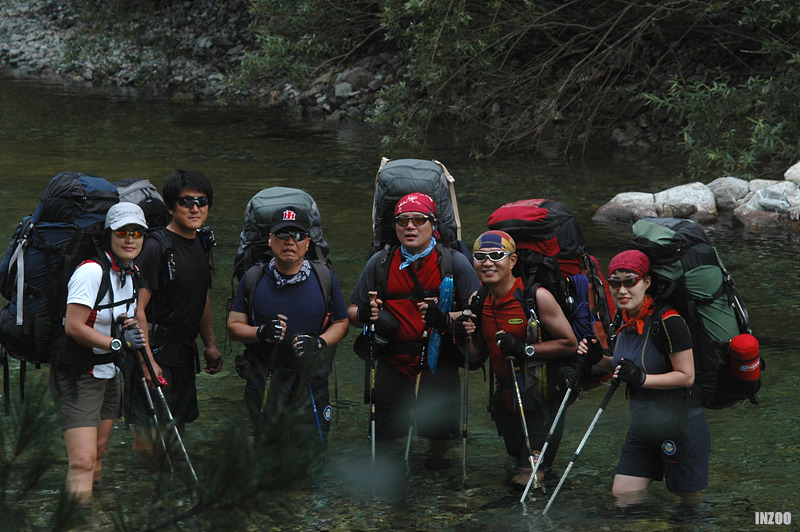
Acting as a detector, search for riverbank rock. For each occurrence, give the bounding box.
[593,162,800,230]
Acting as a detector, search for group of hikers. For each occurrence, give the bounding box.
[34,167,712,508]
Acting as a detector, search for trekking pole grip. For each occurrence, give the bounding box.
[600,379,620,409]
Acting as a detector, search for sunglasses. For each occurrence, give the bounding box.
[394,215,431,227]
[473,250,511,262]
[177,196,210,208]
[113,230,145,239]
[274,231,309,242]
[608,276,642,289]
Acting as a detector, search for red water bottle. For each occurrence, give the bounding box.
[729,333,760,381]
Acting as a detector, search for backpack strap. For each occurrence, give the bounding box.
[242,263,266,324]
[308,259,334,331]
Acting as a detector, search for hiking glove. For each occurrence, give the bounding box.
[579,335,605,367]
[357,301,375,324]
[617,358,646,388]
[496,331,525,360]
[257,319,283,343]
[453,314,474,343]
[293,334,327,356]
[423,304,450,332]
[121,327,145,352]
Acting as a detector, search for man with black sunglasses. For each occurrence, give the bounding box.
[228,206,349,446]
[455,230,577,490]
[349,192,479,470]
[131,169,222,460]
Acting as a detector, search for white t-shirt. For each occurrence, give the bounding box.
[66,253,137,378]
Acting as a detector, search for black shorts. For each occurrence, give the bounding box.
[50,367,122,431]
[126,362,199,426]
[616,411,710,493]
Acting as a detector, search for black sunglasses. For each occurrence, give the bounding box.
[177,196,210,208]
[473,250,511,262]
[113,229,145,239]
[274,231,309,242]
[608,276,642,289]
[395,215,431,227]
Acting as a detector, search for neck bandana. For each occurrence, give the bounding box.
[269,257,311,290]
[617,294,655,335]
[399,237,436,271]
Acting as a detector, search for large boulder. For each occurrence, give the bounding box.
[592,192,656,224]
[708,176,750,211]
[784,161,800,186]
[655,182,717,222]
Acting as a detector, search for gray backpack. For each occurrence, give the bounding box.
[233,187,329,281]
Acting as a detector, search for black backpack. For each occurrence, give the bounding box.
[629,217,761,409]
[0,172,119,407]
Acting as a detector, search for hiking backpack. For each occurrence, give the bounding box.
[233,187,330,282]
[0,172,119,405]
[372,157,467,256]
[487,199,616,347]
[114,177,170,230]
[629,216,761,409]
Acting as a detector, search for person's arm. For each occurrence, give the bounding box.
[199,295,222,374]
[530,286,579,359]
[65,303,117,350]
[320,318,349,347]
[133,287,163,384]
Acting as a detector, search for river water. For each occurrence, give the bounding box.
[0,72,797,531]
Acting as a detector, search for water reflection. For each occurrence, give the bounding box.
[0,73,797,530]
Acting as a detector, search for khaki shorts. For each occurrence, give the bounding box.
[50,367,122,431]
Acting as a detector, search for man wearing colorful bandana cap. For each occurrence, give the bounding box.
[348,191,479,470]
[471,229,516,253]
[457,229,577,490]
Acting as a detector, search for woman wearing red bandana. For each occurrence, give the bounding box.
[580,249,709,506]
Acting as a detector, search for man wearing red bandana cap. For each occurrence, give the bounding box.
[349,192,479,469]
[579,248,710,505]
[456,230,577,490]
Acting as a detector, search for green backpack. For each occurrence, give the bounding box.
[630,217,761,409]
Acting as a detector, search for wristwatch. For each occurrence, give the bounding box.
[524,344,536,357]
[110,338,123,354]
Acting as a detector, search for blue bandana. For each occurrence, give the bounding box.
[399,237,437,270]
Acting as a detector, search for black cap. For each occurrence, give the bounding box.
[271,206,311,233]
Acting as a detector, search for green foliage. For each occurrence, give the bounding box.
[0,378,84,531]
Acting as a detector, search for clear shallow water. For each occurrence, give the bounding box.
[0,72,797,531]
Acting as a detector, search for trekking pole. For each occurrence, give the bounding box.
[139,347,199,484]
[520,355,589,501]
[542,379,620,515]
[508,356,536,473]
[367,291,377,462]
[140,376,174,473]
[460,309,472,483]
[309,384,325,445]
[405,327,428,463]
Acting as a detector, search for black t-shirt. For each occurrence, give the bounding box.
[136,229,211,342]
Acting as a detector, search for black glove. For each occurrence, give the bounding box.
[496,331,525,359]
[579,335,605,367]
[293,334,327,356]
[357,302,374,324]
[453,314,473,343]
[121,327,145,352]
[423,304,450,331]
[617,358,646,388]
[257,319,283,343]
